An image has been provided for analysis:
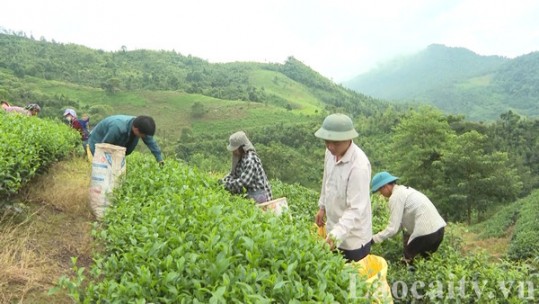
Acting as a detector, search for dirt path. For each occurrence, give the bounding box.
[0,157,94,304]
[460,229,512,261]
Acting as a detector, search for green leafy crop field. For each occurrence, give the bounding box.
[0,113,80,197]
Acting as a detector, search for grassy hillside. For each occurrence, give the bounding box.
[0,68,321,143]
[0,33,388,144]
[0,33,381,113]
[248,69,322,113]
[344,44,539,121]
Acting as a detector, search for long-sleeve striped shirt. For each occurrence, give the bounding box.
[373,185,446,244]
[223,150,272,201]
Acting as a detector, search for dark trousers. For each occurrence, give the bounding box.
[339,242,371,262]
[404,227,445,261]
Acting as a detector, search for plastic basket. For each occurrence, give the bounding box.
[256,197,289,216]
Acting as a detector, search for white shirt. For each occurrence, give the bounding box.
[318,142,372,250]
[373,185,446,244]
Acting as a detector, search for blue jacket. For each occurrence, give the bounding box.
[88,115,163,162]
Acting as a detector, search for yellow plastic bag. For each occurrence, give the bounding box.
[315,223,326,238]
[352,255,393,303]
[313,224,393,303]
[86,143,93,163]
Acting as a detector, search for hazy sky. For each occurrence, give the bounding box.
[2,0,539,81]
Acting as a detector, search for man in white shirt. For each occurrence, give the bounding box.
[314,113,373,262]
[371,171,446,263]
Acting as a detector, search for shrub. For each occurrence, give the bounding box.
[0,113,80,197]
[61,154,374,303]
[508,190,539,260]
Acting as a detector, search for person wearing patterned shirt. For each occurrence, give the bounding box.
[370,171,446,263]
[221,131,272,203]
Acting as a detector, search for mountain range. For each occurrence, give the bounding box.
[344,44,539,121]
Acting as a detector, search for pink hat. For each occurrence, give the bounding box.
[63,108,77,117]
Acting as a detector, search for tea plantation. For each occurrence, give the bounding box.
[59,154,376,303]
[0,113,80,197]
[2,113,539,302]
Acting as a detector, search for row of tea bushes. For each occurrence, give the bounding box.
[469,189,539,260]
[369,196,539,302]
[59,152,539,302]
[62,153,374,303]
[508,190,539,260]
[0,113,80,197]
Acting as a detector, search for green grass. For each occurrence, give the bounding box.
[455,74,493,89]
[249,70,322,113]
[191,105,318,134]
[24,77,146,106]
[3,72,325,142]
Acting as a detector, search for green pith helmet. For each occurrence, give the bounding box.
[371,171,399,193]
[314,113,359,141]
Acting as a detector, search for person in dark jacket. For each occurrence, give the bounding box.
[88,115,164,164]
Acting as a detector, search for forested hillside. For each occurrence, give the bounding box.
[0,33,383,120]
[344,44,539,120]
[491,52,539,108]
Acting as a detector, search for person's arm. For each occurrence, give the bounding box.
[328,165,371,246]
[223,154,257,194]
[142,135,164,162]
[373,194,405,243]
[318,150,330,210]
[316,150,330,227]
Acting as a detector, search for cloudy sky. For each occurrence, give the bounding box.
[1,0,539,82]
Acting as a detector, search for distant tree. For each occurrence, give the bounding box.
[167,75,180,90]
[88,104,113,123]
[191,102,205,118]
[439,131,522,223]
[487,111,539,194]
[101,77,121,94]
[388,107,452,197]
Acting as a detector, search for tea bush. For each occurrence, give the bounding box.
[471,201,520,238]
[388,241,539,303]
[58,153,539,303]
[370,195,539,302]
[0,113,80,197]
[62,154,378,303]
[508,190,539,260]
